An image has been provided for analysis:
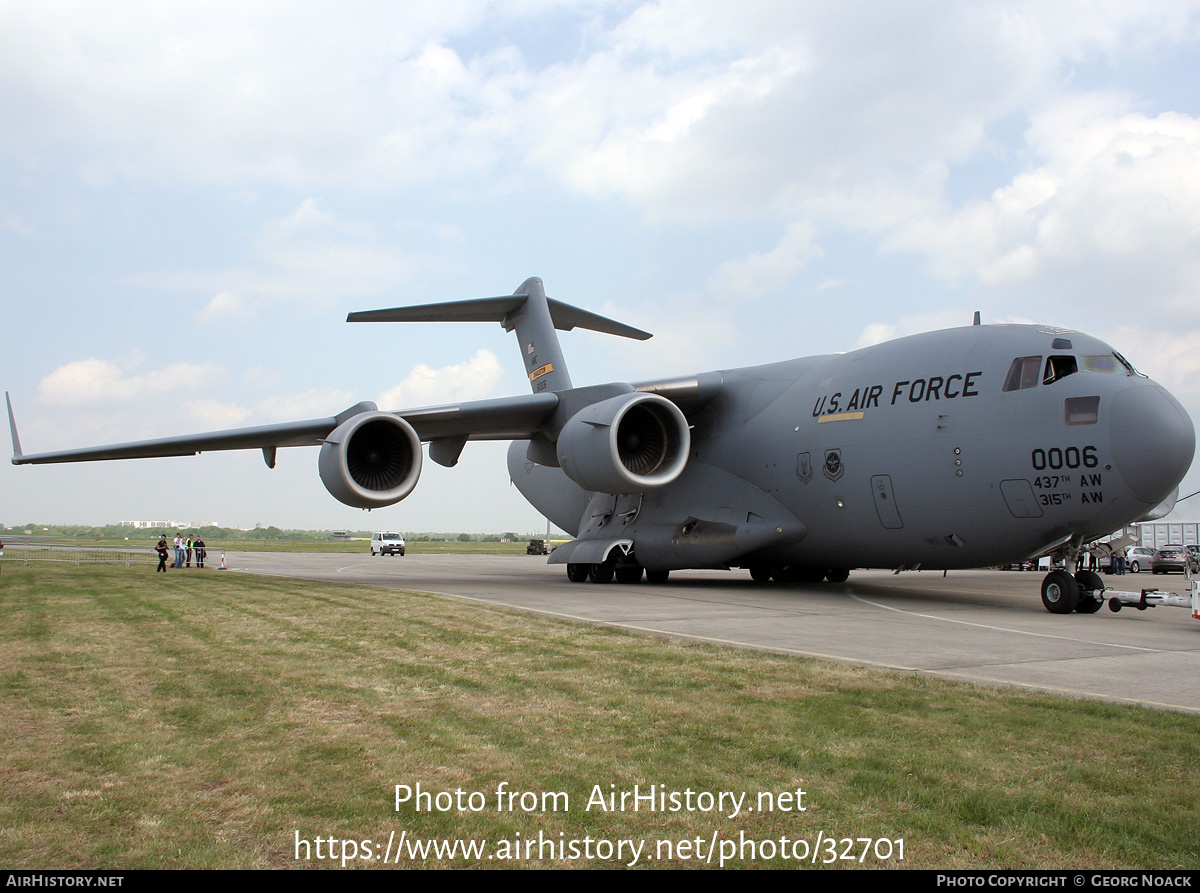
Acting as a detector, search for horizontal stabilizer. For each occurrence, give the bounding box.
[349,294,652,341]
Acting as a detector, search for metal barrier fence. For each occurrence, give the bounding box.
[1,544,155,567]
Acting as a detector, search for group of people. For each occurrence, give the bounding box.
[155,533,207,573]
[1083,547,1126,574]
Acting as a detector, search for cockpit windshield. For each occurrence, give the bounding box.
[1081,353,1137,374]
[1004,351,1138,392]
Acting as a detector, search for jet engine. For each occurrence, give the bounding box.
[318,411,423,509]
[556,393,690,494]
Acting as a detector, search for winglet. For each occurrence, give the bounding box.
[6,392,23,460]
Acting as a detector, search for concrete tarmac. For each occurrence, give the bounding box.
[231,552,1200,713]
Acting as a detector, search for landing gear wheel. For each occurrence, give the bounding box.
[566,563,589,583]
[1073,569,1104,613]
[615,564,644,584]
[588,563,614,584]
[749,565,773,583]
[774,565,823,583]
[645,569,670,584]
[1041,569,1079,614]
[825,568,850,583]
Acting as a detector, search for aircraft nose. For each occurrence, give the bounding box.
[1109,385,1195,504]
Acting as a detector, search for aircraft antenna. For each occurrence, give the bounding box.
[972,311,981,326]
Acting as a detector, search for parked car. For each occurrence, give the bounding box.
[1150,545,1195,575]
[370,532,406,556]
[1098,545,1156,574]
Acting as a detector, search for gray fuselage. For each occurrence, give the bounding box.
[510,324,1194,573]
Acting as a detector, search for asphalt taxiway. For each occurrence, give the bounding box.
[230,552,1200,713]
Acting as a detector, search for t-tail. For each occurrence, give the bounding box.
[346,276,652,393]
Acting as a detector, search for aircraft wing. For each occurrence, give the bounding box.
[7,392,559,466]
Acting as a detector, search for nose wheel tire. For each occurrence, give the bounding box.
[1072,569,1105,613]
[1041,569,1080,614]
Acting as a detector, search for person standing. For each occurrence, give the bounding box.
[194,537,206,569]
[156,536,169,573]
[173,533,184,568]
[185,535,193,568]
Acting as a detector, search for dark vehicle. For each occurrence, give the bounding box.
[527,539,550,555]
[1150,545,1195,575]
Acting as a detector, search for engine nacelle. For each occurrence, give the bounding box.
[556,393,690,494]
[318,411,423,509]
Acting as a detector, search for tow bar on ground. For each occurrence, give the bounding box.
[1103,575,1200,618]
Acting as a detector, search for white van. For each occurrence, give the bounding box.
[370,532,406,557]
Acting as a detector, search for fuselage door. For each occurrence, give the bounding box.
[1000,479,1044,519]
[871,474,903,529]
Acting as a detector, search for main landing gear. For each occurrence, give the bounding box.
[747,564,851,584]
[566,560,667,584]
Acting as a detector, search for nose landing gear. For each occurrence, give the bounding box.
[1040,536,1107,614]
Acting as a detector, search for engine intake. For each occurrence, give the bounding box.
[318,412,422,508]
[556,393,690,494]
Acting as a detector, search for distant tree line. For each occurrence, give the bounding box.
[4,523,539,543]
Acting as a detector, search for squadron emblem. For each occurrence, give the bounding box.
[797,452,813,484]
[823,448,844,482]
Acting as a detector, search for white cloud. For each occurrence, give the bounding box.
[124,199,419,321]
[1106,325,1200,397]
[886,97,1200,317]
[253,388,358,422]
[377,349,505,408]
[3,214,35,236]
[38,357,224,406]
[3,2,1191,205]
[183,399,251,429]
[705,221,822,301]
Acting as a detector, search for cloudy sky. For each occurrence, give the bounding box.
[3,0,1199,533]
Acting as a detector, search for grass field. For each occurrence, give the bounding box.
[1,562,1196,869]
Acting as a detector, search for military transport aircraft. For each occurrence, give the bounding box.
[8,277,1196,614]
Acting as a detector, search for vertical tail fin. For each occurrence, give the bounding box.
[347,277,652,394]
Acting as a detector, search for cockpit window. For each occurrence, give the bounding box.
[1003,356,1042,392]
[1081,354,1135,374]
[1043,355,1078,385]
[1081,355,1118,373]
[1065,396,1099,426]
[1113,351,1138,374]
